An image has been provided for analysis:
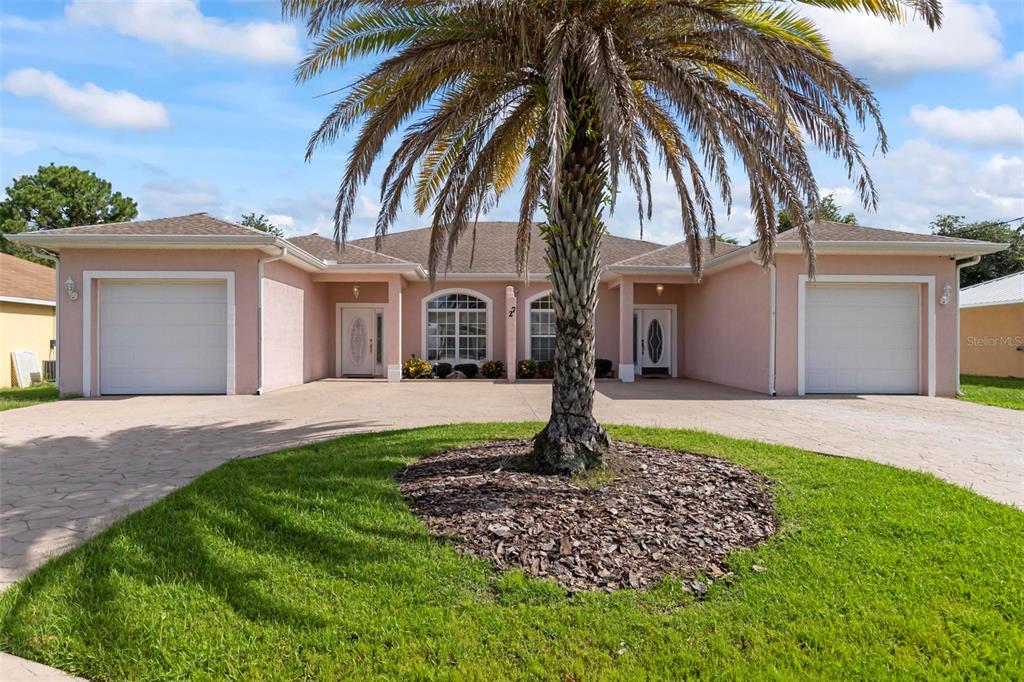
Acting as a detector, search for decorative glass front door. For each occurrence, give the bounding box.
[637,308,672,375]
[341,308,379,376]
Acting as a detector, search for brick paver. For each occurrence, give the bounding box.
[2,379,1020,592]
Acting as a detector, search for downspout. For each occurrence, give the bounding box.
[257,246,287,395]
[751,252,778,395]
[31,248,60,389]
[954,255,981,396]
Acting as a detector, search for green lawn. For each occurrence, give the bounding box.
[959,374,1024,410]
[0,383,58,411]
[1,424,1021,680]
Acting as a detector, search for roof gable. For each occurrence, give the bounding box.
[344,222,665,274]
[49,213,268,237]
[287,234,415,265]
[613,239,741,267]
[777,220,995,244]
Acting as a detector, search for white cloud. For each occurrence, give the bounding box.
[266,213,301,235]
[909,105,1024,146]
[142,179,223,217]
[993,51,1024,85]
[66,0,301,65]
[846,140,1024,230]
[802,0,1002,81]
[1,68,170,130]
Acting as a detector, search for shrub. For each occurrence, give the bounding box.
[517,358,538,379]
[480,360,505,379]
[595,358,614,378]
[402,355,432,379]
[537,360,555,379]
[453,363,479,379]
[433,362,453,379]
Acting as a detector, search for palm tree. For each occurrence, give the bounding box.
[285,0,941,474]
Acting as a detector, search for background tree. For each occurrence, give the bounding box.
[240,212,284,237]
[286,0,941,474]
[0,164,137,265]
[777,193,857,232]
[931,215,1023,287]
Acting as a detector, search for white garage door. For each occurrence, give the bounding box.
[99,280,228,395]
[805,284,920,394]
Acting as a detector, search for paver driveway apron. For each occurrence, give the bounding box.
[1,379,1020,589]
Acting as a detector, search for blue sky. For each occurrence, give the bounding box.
[1,0,1022,245]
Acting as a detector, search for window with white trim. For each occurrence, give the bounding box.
[426,292,487,362]
[529,294,556,361]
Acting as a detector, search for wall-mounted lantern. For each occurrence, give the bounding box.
[939,282,952,306]
[655,283,665,297]
[64,276,79,301]
[352,284,360,299]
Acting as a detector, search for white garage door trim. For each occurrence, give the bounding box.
[82,271,235,396]
[798,274,935,397]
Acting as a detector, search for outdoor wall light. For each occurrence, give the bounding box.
[655,283,665,297]
[352,284,360,299]
[64,276,79,301]
[939,282,952,306]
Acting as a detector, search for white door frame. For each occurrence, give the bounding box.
[82,271,236,397]
[633,303,677,377]
[335,302,385,377]
[798,274,935,397]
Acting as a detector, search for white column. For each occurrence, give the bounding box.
[618,277,635,382]
[505,286,517,382]
[386,276,403,382]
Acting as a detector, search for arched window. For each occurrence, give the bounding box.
[424,291,490,363]
[529,293,556,361]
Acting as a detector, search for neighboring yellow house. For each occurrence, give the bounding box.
[960,272,1024,379]
[0,252,57,387]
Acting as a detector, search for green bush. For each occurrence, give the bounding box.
[402,355,432,379]
[480,360,505,379]
[595,358,614,378]
[453,363,479,379]
[433,362,453,379]
[517,359,538,379]
[537,360,555,379]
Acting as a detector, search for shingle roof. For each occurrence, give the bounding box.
[960,272,1024,307]
[287,234,415,265]
[344,222,664,273]
[613,239,741,267]
[0,253,56,302]
[777,220,995,244]
[51,213,268,237]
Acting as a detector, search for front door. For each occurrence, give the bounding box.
[341,308,376,376]
[637,308,671,376]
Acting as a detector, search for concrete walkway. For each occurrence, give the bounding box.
[2,379,1020,592]
[0,652,86,681]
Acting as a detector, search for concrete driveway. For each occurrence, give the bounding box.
[1,379,1021,588]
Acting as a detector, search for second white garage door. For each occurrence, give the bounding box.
[99,280,228,395]
[805,283,920,394]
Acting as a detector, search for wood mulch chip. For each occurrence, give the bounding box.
[396,439,777,592]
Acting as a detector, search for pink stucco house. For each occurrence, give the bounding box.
[10,213,1005,398]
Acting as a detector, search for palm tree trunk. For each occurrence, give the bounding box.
[531,103,611,475]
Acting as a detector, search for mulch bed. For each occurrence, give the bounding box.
[396,439,777,592]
